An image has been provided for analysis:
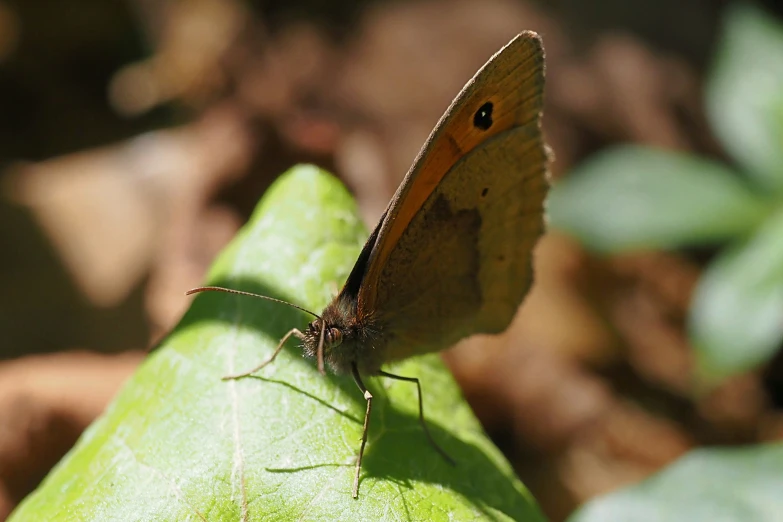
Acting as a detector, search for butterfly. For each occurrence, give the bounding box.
[188,30,550,498]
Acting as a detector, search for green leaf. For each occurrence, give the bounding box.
[706,2,783,192]
[689,208,783,384]
[548,146,768,252]
[11,165,545,521]
[568,443,783,522]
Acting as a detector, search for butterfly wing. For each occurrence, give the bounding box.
[356,32,549,361]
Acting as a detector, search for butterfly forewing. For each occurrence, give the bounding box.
[355,32,549,361]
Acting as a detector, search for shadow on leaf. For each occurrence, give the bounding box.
[168,275,535,519]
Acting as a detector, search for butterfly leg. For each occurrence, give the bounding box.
[351,363,373,499]
[222,328,305,380]
[378,370,455,466]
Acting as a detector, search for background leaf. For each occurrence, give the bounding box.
[10,165,545,521]
[568,443,783,522]
[689,208,783,384]
[548,145,768,252]
[706,2,783,192]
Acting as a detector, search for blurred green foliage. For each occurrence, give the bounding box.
[569,443,783,522]
[550,2,783,386]
[555,6,783,519]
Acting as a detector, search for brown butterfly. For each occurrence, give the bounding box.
[188,30,550,498]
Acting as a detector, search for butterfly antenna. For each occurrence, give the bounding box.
[186,286,322,320]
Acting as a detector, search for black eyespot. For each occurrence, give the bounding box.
[473,101,493,130]
[481,187,489,197]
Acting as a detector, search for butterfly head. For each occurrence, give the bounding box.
[305,320,344,351]
[302,311,350,375]
[300,295,383,375]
